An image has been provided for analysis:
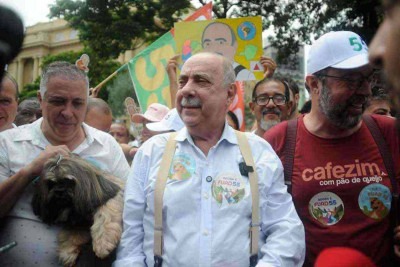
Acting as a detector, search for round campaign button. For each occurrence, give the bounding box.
[168,154,196,181]
[212,173,246,206]
[358,183,391,221]
[206,176,212,182]
[309,192,344,226]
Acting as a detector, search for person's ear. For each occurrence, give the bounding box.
[249,101,255,114]
[227,83,236,106]
[37,90,42,103]
[295,93,300,105]
[306,75,320,95]
[287,100,294,113]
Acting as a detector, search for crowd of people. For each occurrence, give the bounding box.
[1,1,400,266]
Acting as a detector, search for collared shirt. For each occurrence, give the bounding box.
[0,118,130,266]
[115,124,305,267]
[0,117,130,219]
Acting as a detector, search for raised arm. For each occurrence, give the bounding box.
[167,54,180,108]
[260,56,277,79]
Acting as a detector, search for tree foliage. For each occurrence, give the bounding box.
[197,0,382,63]
[48,0,383,68]
[20,49,121,101]
[49,0,191,59]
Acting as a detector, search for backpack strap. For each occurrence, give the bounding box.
[362,115,399,226]
[154,132,178,267]
[282,119,298,193]
[235,130,259,267]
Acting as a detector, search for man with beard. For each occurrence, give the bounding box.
[115,52,305,267]
[369,0,400,258]
[249,77,292,136]
[264,31,400,266]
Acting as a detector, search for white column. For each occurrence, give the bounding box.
[17,59,24,90]
[33,57,39,80]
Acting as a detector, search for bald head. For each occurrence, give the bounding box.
[177,52,236,136]
[202,22,238,61]
[85,98,113,132]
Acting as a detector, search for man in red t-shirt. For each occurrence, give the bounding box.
[264,31,400,266]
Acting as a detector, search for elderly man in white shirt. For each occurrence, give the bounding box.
[115,52,305,267]
[0,61,130,266]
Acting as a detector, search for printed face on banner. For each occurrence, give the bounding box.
[175,17,264,81]
[127,4,212,111]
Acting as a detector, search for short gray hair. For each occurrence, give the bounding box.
[39,61,89,98]
[221,56,236,88]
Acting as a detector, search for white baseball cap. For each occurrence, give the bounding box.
[307,31,369,75]
[146,108,184,132]
[131,103,170,123]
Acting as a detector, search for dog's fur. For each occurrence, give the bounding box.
[32,154,124,267]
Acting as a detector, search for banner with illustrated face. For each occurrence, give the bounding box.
[127,3,213,111]
[174,16,264,81]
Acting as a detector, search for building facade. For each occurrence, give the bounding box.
[7,19,137,91]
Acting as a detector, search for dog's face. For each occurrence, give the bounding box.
[32,154,121,226]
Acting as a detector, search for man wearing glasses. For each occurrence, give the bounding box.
[264,31,400,266]
[249,77,293,137]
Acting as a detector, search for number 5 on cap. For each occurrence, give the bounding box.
[349,37,366,51]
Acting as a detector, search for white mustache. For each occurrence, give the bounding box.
[181,97,202,108]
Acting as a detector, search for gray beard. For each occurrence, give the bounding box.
[260,118,279,131]
[319,84,364,130]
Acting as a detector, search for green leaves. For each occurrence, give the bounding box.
[49,0,191,60]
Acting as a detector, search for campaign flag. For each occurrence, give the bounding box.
[174,16,263,81]
[126,3,212,111]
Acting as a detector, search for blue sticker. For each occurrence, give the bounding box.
[168,154,196,181]
[237,21,256,41]
[358,183,391,220]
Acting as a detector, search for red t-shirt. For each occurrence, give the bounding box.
[264,114,400,266]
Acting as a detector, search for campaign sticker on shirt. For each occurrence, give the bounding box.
[212,173,246,205]
[168,154,196,181]
[358,183,391,221]
[309,192,344,226]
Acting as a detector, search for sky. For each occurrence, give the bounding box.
[1,0,56,27]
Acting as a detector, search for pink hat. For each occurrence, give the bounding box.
[131,103,170,123]
[315,247,376,267]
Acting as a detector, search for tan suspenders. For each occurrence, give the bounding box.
[235,130,260,267]
[153,132,178,266]
[153,131,260,267]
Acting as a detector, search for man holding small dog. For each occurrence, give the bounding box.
[115,52,305,267]
[0,61,130,266]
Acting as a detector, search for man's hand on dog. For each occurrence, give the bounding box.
[23,145,70,178]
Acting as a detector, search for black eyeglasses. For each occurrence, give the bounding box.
[316,71,377,90]
[253,94,286,106]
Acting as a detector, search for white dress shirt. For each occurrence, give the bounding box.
[115,124,305,267]
[0,118,130,266]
